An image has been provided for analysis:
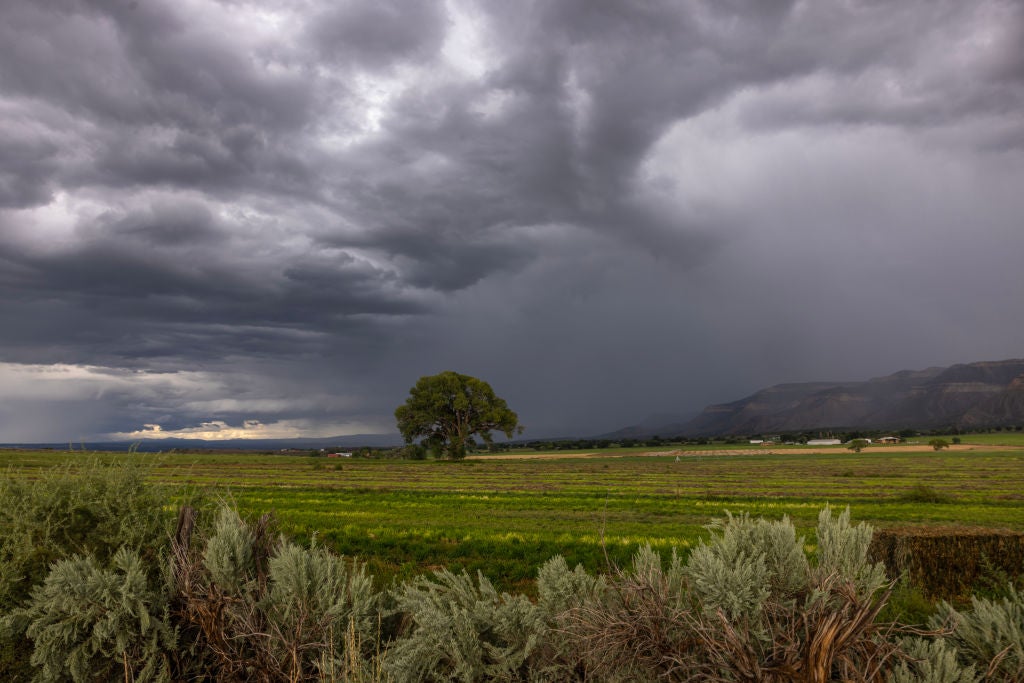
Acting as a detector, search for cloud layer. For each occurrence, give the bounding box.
[1,0,1023,441]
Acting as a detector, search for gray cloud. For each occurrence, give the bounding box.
[307,0,448,70]
[0,131,60,208]
[0,0,1022,441]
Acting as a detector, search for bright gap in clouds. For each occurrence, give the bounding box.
[112,419,296,441]
[0,362,385,442]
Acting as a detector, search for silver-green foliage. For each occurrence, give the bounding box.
[555,545,699,682]
[535,555,606,618]
[633,508,897,681]
[532,556,608,682]
[685,511,807,620]
[265,540,380,668]
[814,505,889,598]
[386,568,544,682]
[632,544,688,610]
[931,587,1024,680]
[191,506,383,679]
[13,548,175,683]
[888,638,979,683]
[202,505,258,593]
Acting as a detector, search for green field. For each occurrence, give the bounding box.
[3,447,1024,590]
[951,431,1024,446]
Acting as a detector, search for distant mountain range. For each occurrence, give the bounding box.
[610,359,1024,438]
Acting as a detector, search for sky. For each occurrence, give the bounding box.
[1,0,1023,443]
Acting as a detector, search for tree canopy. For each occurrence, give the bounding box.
[394,371,521,459]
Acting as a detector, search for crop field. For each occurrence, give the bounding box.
[3,446,1024,590]
[953,431,1024,446]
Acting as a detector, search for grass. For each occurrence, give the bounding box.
[949,431,1024,446]
[495,441,849,455]
[2,447,1024,590]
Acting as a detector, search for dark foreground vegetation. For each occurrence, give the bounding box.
[2,461,1024,681]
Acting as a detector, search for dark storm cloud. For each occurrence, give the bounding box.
[307,0,448,70]
[0,0,1022,441]
[0,0,318,204]
[0,131,60,209]
[102,200,226,246]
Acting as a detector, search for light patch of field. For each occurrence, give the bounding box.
[469,451,602,460]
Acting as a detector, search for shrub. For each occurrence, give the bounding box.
[536,555,607,618]
[201,505,262,594]
[931,587,1024,681]
[563,507,901,682]
[171,505,385,681]
[0,460,177,680]
[0,460,173,608]
[685,511,807,619]
[8,548,176,682]
[881,581,938,627]
[815,505,889,599]
[688,506,896,683]
[869,528,1024,600]
[692,574,900,683]
[898,485,957,505]
[265,540,381,673]
[532,556,607,680]
[385,568,544,682]
[561,545,702,681]
[887,637,978,683]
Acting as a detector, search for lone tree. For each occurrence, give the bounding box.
[395,371,522,459]
[847,439,870,453]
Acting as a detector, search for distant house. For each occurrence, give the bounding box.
[877,436,901,444]
[326,452,352,458]
[807,439,842,446]
[749,439,764,445]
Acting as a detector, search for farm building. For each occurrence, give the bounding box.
[807,438,842,446]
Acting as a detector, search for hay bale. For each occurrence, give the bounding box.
[868,525,1024,600]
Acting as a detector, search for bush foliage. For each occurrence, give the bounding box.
[870,527,1024,600]
[0,460,177,680]
[11,548,176,682]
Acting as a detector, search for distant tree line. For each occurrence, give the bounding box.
[301,425,1020,461]
[274,428,1024,464]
